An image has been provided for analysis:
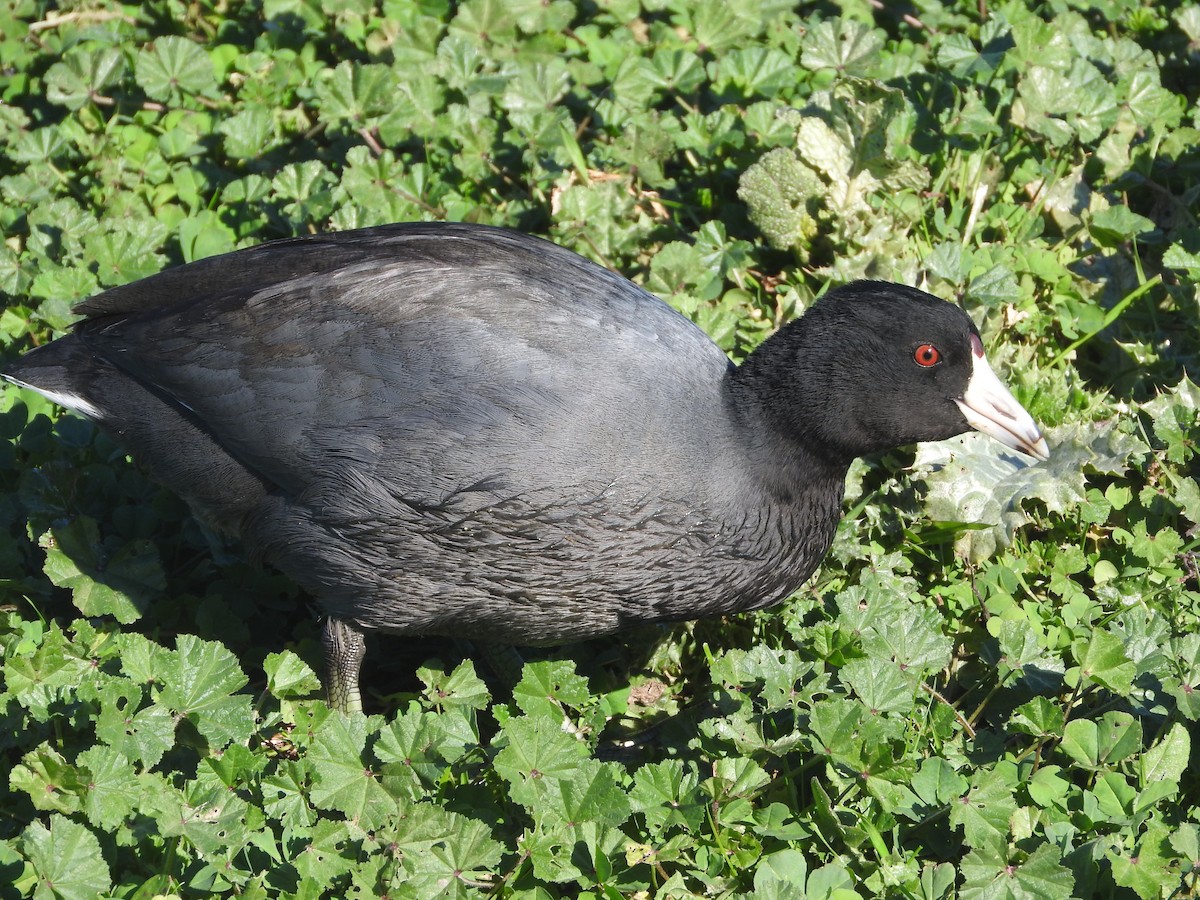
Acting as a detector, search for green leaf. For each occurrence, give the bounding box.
[799,19,884,75]
[493,715,588,808]
[967,265,1022,308]
[1058,711,1141,770]
[862,602,953,673]
[9,745,86,814]
[1163,241,1200,276]
[1070,632,1136,695]
[1108,825,1175,900]
[135,36,218,102]
[1091,770,1137,821]
[753,848,808,890]
[960,843,1075,899]
[20,815,112,900]
[908,758,969,809]
[417,658,490,710]
[94,682,176,768]
[542,759,631,829]
[77,746,141,832]
[512,659,593,719]
[1027,766,1072,812]
[3,622,98,718]
[219,106,278,160]
[1088,205,1156,247]
[1011,697,1065,737]
[375,710,449,799]
[151,767,252,858]
[1138,722,1189,787]
[841,658,914,715]
[315,61,395,124]
[714,47,798,98]
[710,644,816,712]
[178,210,238,263]
[39,519,165,624]
[630,761,705,835]
[307,712,396,828]
[951,768,1018,850]
[381,806,503,890]
[158,634,254,747]
[711,756,772,798]
[86,222,169,287]
[1170,824,1200,870]
[675,0,759,54]
[44,47,125,109]
[263,650,322,699]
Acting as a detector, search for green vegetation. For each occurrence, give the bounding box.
[1,0,1198,896]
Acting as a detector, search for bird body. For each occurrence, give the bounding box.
[4,222,1047,708]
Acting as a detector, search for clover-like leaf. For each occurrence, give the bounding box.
[44,47,125,109]
[135,36,217,102]
[158,634,253,748]
[799,19,885,75]
[960,843,1075,899]
[1059,711,1141,770]
[307,712,395,829]
[20,815,112,900]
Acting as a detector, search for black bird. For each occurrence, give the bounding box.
[3,223,1048,710]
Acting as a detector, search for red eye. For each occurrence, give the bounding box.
[913,344,941,367]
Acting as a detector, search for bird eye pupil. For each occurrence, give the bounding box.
[914,344,940,367]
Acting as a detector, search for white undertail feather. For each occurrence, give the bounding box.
[1,375,105,420]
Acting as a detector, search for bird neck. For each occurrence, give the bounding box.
[726,336,856,465]
[722,358,851,506]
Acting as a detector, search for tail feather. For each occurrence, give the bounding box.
[3,335,107,420]
[4,335,269,535]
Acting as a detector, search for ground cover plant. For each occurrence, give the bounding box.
[0,0,1198,896]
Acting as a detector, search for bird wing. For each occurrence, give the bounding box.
[74,225,732,505]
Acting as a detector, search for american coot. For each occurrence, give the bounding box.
[4,223,1048,710]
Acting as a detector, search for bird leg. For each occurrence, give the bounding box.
[322,616,366,712]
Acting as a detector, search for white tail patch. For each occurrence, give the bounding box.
[2,375,105,420]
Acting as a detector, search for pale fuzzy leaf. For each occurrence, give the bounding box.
[914,420,1147,562]
[1176,6,1200,42]
[795,117,854,190]
[737,146,823,251]
[1141,375,1200,415]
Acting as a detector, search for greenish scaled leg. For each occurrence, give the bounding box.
[323,617,366,713]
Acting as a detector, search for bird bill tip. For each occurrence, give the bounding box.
[955,354,1049,462]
